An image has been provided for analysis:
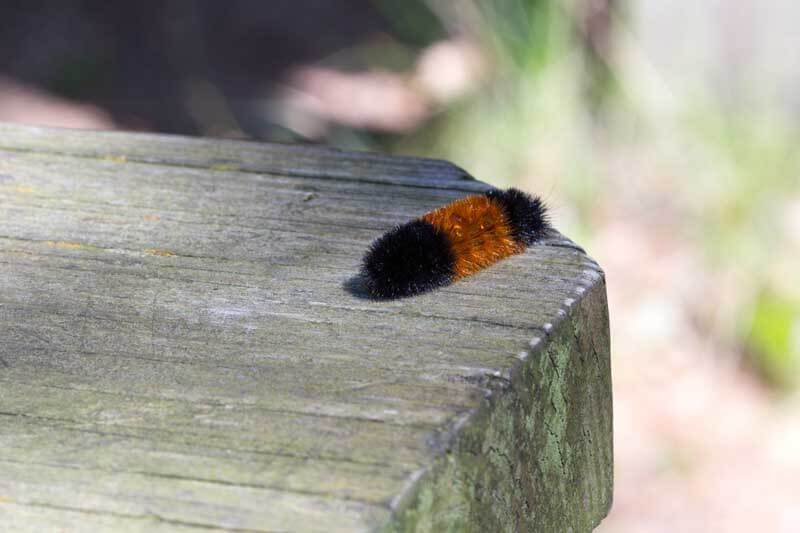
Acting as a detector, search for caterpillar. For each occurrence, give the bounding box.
[361,188,549,299]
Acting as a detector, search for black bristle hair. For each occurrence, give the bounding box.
[485,187,550,245]
[361,219,455,299]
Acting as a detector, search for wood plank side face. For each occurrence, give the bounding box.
[0,125,612,532]
[384,280,613,533]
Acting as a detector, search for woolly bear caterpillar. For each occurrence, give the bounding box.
[361,188,549,298]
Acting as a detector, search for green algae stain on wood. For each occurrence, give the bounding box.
[386,280,612,533]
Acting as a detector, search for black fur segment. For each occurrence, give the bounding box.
[485,187,550,246]
[361,220,455,299]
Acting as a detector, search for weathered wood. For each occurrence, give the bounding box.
[0,124,612,532]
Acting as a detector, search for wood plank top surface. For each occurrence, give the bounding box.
[0,124,612,532]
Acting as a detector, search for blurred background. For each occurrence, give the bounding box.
[1,1,798,530]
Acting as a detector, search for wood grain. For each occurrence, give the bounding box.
[0,124,612,532]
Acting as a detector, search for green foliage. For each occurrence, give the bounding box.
[476,0,569,71]
[368,0,445,46]
[48,55,112,99]
[682,103,800,263]
[746,290,800,389]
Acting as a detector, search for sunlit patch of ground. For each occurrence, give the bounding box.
[591,201,800,532]
[0,76,115,130]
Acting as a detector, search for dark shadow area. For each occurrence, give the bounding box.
[342,274,373,300]
[0,0,417,137]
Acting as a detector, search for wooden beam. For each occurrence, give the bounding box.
[0,124,612,532]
